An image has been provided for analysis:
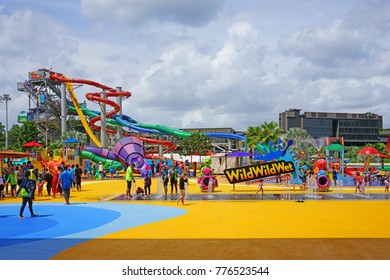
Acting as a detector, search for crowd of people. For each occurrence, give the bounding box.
[0,160,82,216]
[125,159,191,204]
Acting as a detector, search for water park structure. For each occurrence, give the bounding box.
[15,69,389,190]
[2,69,390,262]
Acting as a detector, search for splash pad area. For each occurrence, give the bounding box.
[1,177,390,260]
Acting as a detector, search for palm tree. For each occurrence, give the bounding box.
[258,121,282,145]
[246,125,262,153]
[246,121,283,158]
[283,127,312,149]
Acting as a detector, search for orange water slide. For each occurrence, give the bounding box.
[49,72,131,134]
[138,136,177,153]
[49,72,176,152]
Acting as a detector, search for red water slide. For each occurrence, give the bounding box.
[49,72,177,152]
[50,72,131,132]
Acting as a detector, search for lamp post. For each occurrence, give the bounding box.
[0,94,11,150]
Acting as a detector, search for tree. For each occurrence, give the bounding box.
[7,124,22,151]
[246,121,283,152]
[259,121,283,145]
[179,133,213,157]
[246,125,262,153]
[18,121,41,149]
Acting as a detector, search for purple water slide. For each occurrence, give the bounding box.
[113,137,148,171]
[84,146,117,161]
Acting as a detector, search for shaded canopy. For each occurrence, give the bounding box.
[226,151,254,157]
[327,143,344,152]
[358,147,379,156]
[0,150,32,159]
[64,138,80,144]
[23,141,43,147]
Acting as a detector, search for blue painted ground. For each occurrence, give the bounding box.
[0,202,187,260]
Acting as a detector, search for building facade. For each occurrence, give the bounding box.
[279,109,383,146]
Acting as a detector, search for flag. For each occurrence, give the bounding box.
[387,134,390,153]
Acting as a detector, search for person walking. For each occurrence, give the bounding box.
[144,166,152,198]
[169,166,178,198]
[16,170,38,218]
[74,164,83,191]
[51,166,60,198]
[42,168,53,196]
[176,172,188,205]
[125,163,136,199]
[255,178,264,195]
[109,163,115,179]
[27,165,38,200]
[58,165,74,205]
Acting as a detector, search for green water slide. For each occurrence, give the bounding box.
[80,150,123,170]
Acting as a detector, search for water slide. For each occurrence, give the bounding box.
[83,136,148,174]
[49,72,131,147]
[67,106,177,152]
[49,71,246,168]
[80,150,123,171]
[66,95,245,147]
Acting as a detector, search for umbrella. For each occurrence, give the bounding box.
[358,147,380,169]
[226,151,254,157]
[23,141,43,147]
[64,138,80,144]
[358,147,380,156]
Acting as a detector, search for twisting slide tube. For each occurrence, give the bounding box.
[114,137,149,174]
[80,149,123,170]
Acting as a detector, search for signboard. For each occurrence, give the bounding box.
[223,160,295,184]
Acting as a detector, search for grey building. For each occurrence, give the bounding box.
[279,109,384,146]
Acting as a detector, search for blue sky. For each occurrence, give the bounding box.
[0,0,389,132]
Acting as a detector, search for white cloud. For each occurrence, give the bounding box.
[278,1,390,80]
[81,0,225,27]
[1,0,390,135]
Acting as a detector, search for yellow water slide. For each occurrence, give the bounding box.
[64,79,102,147]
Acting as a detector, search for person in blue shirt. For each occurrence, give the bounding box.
[109,163,115,179]
[59,165,74,205]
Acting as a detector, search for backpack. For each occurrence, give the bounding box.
[21,187,30,198]
[20,178,31,197]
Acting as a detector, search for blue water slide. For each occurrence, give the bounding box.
[205,132,246,141]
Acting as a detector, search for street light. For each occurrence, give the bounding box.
[0,94,11,150]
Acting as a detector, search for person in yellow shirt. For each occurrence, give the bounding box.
[125,163,136,199]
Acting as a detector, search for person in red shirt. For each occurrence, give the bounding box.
[354,172,363,194]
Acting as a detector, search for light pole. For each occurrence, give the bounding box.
[0,94,11,150]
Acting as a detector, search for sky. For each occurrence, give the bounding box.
[0,0,389,133]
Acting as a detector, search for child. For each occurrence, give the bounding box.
[354,172,363,193]
[176,172,188,205]
[6,168,17,198]
[37,181,44,197]
[36,173,44,197]
[136,187,144,197]
[256,178,264,195]
[383,176,389,193]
